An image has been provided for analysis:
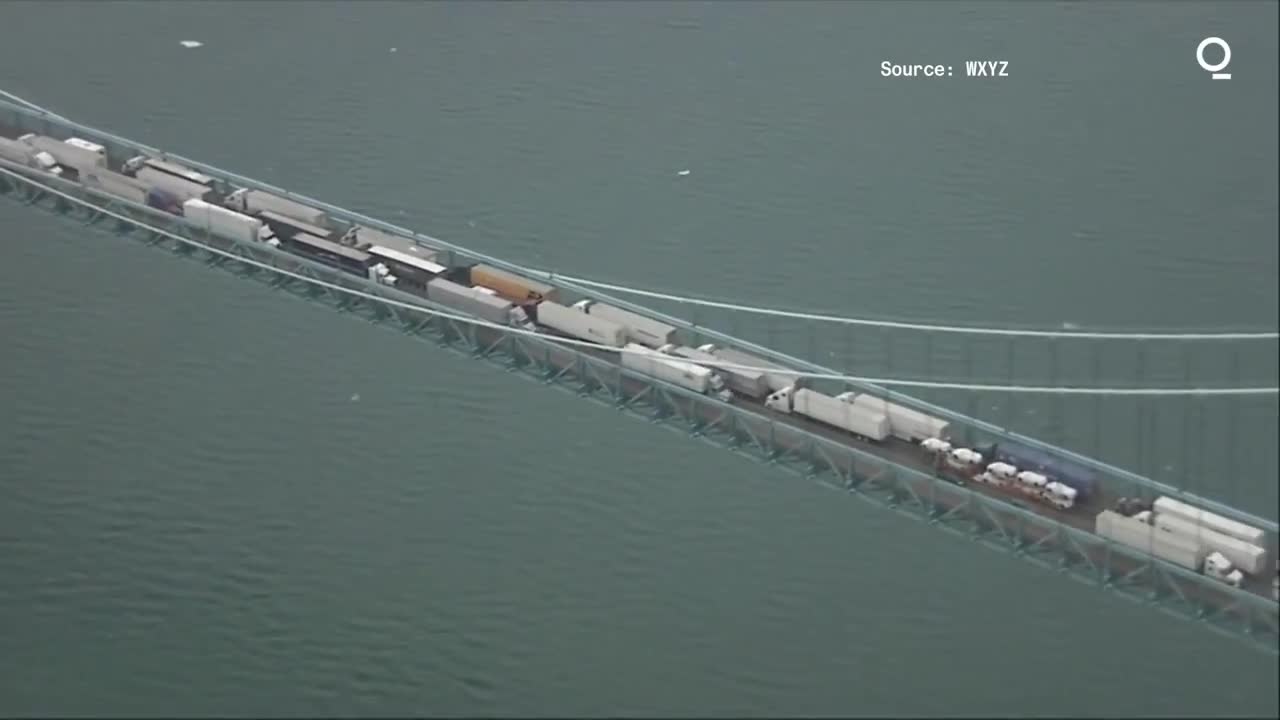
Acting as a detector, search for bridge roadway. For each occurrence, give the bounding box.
[1,110,1276,642]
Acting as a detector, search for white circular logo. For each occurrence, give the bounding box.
[1197,37,1232,79]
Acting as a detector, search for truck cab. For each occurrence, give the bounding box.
[31,151,62,176]
[509,306,536,331]
[945,448,984,473]
[707,374,733,403]
[977,461,1016,487]
[366,262,398,286]
[257,225,281,247]
[1204,552,1243,588]
[919,437,952,455]
[659,343,732,401]
[764,385,794,412]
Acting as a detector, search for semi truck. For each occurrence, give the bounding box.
[1145,510,1267,576]
[1098,510,1247,587]
[288,232,371,276]
[1096,510,1208,571]
[81,168,150,206]
[976,439,1098,501]
[18,133,105,174]
[621,343,732,402]
[573,299,677,349]
[364,244,446,290]
[182,198,276,246]
[835,393,950,442]
[343,225,433,256]
[469,264,558,304]
[765,386,890,441]
[223,188,329,227]
[257,209,334,241]
[536,300,627,347]
[1,136,64,176]
[1151,496,1266,546]
[123,155,215,187]
[698,343,801,393]
[145,187,183,215]
[657,343,770,399]
[425,277,535,330]
[134,166,212,203]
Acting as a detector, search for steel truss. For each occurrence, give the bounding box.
[2,163,1276,657]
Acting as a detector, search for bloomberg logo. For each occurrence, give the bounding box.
[1196,37,1231,80]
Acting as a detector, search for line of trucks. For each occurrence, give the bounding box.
[5,129,1277,603]
[1100,496,1276,596]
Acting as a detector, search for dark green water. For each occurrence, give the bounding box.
[1,1,1277,715]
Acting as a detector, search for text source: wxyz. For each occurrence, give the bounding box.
[879,61,1010,78]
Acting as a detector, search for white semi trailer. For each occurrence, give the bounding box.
[621,344,732,402]
[183,198,277,245]
[537,301,627,347]
[657,343,769,399]
[573,300,677,349]
[224,188,329,227]
[698,343,801,393]
[765,386,890,441]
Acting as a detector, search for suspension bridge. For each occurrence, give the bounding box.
[1,89,1276,657]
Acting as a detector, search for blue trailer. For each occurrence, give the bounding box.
[145,187,182,215]
[980,440,1099,500]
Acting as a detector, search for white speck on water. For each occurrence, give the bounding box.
[350,393,361,402]
[390,47,397,53]
[179,40,203,49]
[677,169,691,176]
[1062,321,1079,329]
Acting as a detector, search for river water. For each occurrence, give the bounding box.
[1,1,1277,715]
